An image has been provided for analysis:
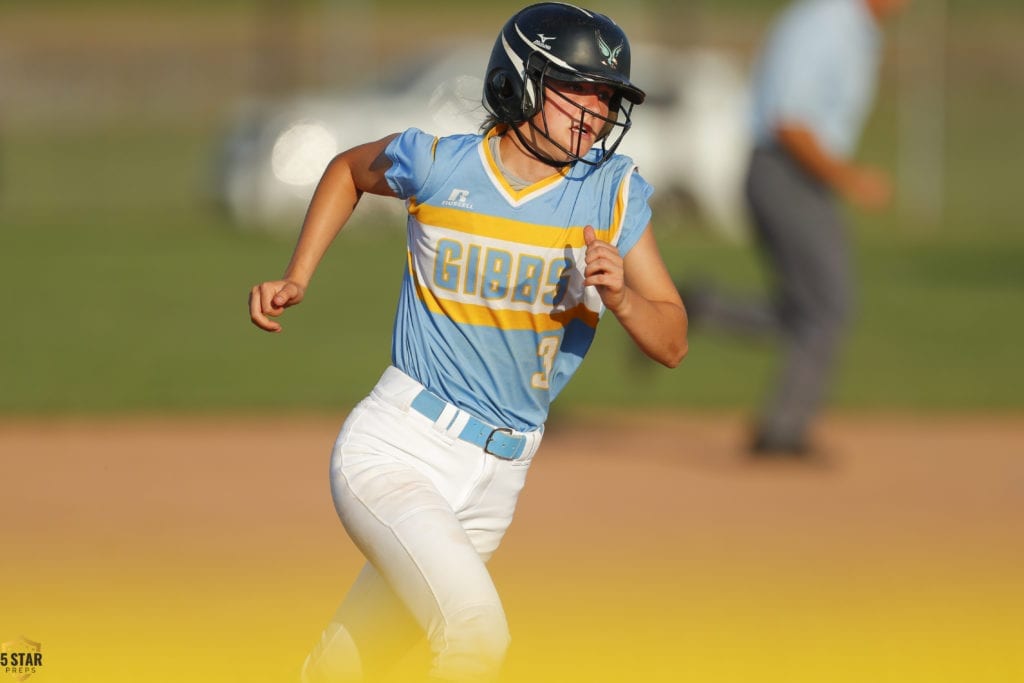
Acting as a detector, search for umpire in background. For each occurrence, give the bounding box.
[684,0,909,457]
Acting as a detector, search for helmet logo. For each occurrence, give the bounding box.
[533,33,556,50]
[596,31,623,68]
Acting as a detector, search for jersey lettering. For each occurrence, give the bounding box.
[544,257,573,306]
[511,255,544,304]
[435,239,462,292]
[531,336,560,390]
[464,244,482,295]
[482,249,513,299]
[432,238,574,308]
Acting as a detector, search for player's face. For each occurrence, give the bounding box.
[532,79,617,162]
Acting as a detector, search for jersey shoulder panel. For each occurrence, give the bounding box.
[572,152,653,257]
[384,128,484,200]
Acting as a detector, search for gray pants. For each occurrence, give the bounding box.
[697,146,852,444]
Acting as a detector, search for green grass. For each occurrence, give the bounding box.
[2,119,1019,416]
[1,3,1021,416]
[555,229,1024,414]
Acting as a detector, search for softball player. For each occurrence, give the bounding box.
[249,4,687,681]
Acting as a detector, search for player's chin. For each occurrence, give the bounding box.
[548,140,593,163]
[544,146,578,165]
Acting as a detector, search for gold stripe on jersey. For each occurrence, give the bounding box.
[419,280,600,331]
[613,164,630,243]
[409,201,613,248]
[408,250,600,331]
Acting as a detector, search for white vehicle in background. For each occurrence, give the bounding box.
[214,42,751,240]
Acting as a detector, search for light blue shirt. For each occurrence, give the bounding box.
[750,0,881,159]
[383,127,652,431]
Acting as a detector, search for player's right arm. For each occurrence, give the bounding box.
[249,133,400,332]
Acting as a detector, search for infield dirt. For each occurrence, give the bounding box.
[2,412,1021,682]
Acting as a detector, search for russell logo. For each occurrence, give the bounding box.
[442,189,474,210]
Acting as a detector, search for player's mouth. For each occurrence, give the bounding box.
[571,123,594,142]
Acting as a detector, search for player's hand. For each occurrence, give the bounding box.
[583,225,627,313]
[839,165,892,211]
[249,279,305,333]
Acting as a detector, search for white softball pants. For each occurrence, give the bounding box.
[301,366,543,683]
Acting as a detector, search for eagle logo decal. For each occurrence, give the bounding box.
[596,31,623,69]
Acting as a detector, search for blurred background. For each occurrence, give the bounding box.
[1,0,1021,417]
[1,3,1022,683]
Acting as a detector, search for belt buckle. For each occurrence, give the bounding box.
[484,427,516,458]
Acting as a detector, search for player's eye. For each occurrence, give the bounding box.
[549,80,615,105]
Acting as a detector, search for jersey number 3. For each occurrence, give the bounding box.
[531,336,559,390]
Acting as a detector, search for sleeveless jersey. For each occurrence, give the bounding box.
[384,126,653,431]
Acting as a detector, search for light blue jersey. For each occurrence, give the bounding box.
[750,0,881,159]
[383,126,653,431]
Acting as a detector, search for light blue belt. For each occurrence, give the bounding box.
[410,390,527,460]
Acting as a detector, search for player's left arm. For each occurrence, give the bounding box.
[583,224,688,367]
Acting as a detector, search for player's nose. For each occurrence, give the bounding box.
[580,93,610,117]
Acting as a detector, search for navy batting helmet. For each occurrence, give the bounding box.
[483,3,646,167]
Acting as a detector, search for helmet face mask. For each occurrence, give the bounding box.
[522,60,634,167]
[483,3,645,168]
